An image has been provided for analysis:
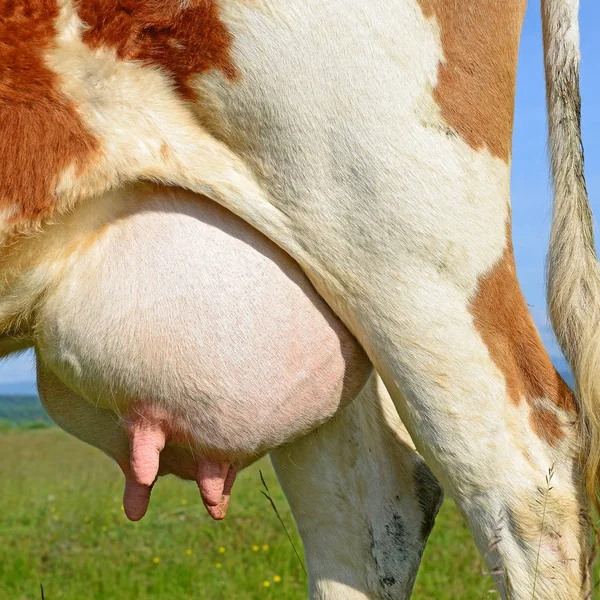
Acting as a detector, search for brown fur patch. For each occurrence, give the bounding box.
[78,0,236,100]
[0,0,98,222]
[417,0,527,161]
[529,406,565,447]
[470,223,576,446]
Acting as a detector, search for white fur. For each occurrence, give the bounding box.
[38,357,441,600]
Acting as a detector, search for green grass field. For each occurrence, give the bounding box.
[0,395,52,425]
[0,427,501,600]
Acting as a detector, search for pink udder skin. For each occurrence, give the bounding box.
[120,408,236,522]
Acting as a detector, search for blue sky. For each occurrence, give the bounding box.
[1,4,599,393]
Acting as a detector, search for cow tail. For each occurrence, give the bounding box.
[542,0,600,508]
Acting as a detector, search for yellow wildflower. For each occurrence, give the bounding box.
[215,562,222,569]
[263,581,270,588]
[273,576,282,583]
[186,549,192,556]
[252,545,260,552]
[218,546,226,553]
[152,557,160,564]
[262,544,269,551]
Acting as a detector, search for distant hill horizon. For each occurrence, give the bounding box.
[0,395,51,424]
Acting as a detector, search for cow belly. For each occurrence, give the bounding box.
[36,184,371,470]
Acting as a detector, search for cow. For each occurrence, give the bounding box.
[0,0,595,597]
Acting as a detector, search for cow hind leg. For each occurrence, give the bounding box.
[271,373,442,600]
[348,276,590,600]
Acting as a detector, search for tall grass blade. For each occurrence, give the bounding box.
[259,470,307,577]
[532,466,554,599]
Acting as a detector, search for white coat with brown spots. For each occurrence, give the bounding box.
[0,0,596,598]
